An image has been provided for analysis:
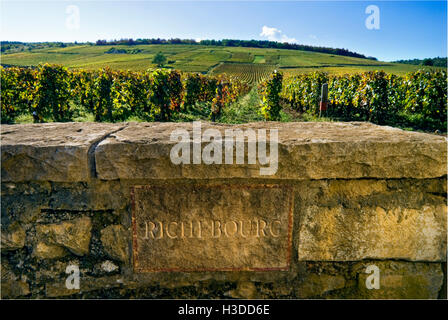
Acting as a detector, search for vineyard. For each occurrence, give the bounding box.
[211,63,275,84]
[1,64,446,132]
[259,70,447,131]
[2,44,441,76]
[1,64,250,124]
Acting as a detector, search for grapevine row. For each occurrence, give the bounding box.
[260,70,447,131]
[212,63,274,84]
[1,64,251,123]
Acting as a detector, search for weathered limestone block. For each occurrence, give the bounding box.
[1,181,51,224]
[293,178,447,210]
[354,261,443,299]
[1,280,30,298]
[298,204,447,261]
[1,122,124,182]
[1,223,26,251]
[1,260,15,281]
[296,274,346,298]
[2,122,445,182]
[34,217,92,258]
[0,122,446,299]
[95,122,446,180]
[100,225,129,263]
[226,281,258,299]
[100,260,119,273]
[34,242,68,259]
[45,181,127,211]
[131,184,292,271]
[45,275,124,298]
[0,260,30,298]
[327,180,388,198]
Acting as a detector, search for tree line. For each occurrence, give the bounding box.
[1,39,376,60]
[393,57,447,67]
[95,38,375,60]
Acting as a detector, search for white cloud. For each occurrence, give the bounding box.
[260,26,297,44]
[260,26,281,41]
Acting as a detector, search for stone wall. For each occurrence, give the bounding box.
[1,121,446,299]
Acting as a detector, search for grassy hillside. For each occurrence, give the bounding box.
[1,44,442,81]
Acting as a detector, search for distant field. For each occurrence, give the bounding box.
[210,63,275,84]
[1,44,441,82]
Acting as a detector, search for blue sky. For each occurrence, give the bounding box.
[1,1,446,61]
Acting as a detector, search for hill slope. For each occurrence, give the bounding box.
[1,44,441,81]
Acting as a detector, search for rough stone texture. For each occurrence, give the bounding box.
[95,121,446,180]
[1,122,124,182]
[1,223,26,250]
[131,184,292,272]
[0,122,446,299]
[45,275,124,298]
[1,181,51,224]
[354,261,444,299]
[34,217,92,257]
[296,274,346,298]
[298,204,447,262]
[34,242,68,259]
[101,225,129,263]
[1,280,30,298]
[101,260,119,273]
[1,260,31,298]
[2,122,445,182]
[226,281,258,299]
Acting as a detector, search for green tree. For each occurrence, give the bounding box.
[152,52,167,67]
[422,58,434,66]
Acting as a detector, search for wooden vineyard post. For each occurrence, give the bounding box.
[319,83,328,117]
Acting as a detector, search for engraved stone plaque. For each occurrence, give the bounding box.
[131,184,293,272]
